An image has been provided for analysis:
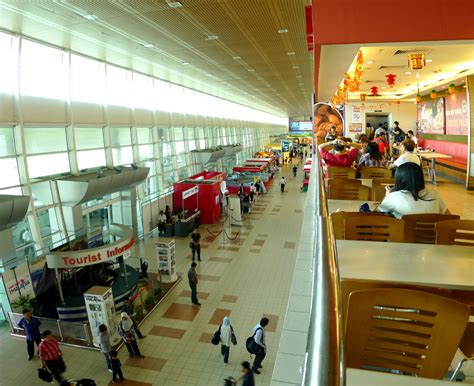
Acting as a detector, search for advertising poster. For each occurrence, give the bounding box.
[445,90,469,135]
[349,123,362,133]
[313,103,344,145]
[417,98,445,134]
[3,263,36,305]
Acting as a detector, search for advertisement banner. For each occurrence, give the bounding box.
[417,98,445,134]
[313,103,344,145]
[445,90,469,135]
[3,263,36,305]
[182,186,198,199]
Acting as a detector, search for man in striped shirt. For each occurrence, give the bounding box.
[38,330,65,383]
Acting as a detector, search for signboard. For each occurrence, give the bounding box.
[352,107,361,123]
[281,140,291,152]
[46,224,134,269]
[349,123,362,133]
[445,90,468,135]
[289,121,312,131]
[417,98,445,134]
[182,186,198,199]
[313,102,344,144]
[3,263,36,304]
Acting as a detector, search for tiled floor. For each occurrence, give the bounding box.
[1,167,472,386]
[0,162,308,386]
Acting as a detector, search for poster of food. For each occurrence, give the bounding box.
[313,103,344,145]
[417,99,445,134]
[349,123,362,133]
[445,90,468,135]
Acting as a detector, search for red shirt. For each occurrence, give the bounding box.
[372,137,387,154]
[320,147,358,167]
[39,339,61,361]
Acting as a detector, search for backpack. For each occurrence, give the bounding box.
[245,327,262,354]
[75,379,97,386]
[211,325,221,345]
[38,368,53,383]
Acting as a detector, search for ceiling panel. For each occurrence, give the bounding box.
[0,0,313,117]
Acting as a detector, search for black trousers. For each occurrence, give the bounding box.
[191,244,201,260]
[252,346,266,371]
[190,283,199,304]
[125,340,141,356]
[112,367,124,382]
[26,336,41,358]
[45,359,64,383]
[280,184,285,192]
[221,345,230,363]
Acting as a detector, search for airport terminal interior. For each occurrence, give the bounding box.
[0,1,473,386]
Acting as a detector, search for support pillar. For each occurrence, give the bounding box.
[466,75,474,190]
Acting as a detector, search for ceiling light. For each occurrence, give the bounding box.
[181,62,190,65]
[248,69,255,72]
[405,71,412,75]
[206,35,219,41]
[366,60,374,64]
[278,29,289,33]
[296,75,302,78]
[83,14,98,20]
[205,73,212,77]
[287,52,295,55]
[292,66,299,69]
[142,43,154,48]
[166,1,183,8]
[233,56,241,60]
[426,59,433,62]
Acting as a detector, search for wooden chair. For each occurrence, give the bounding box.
[328,182,370,200]
[328,166,356,179]
[370,178,394,201]
[345,288,470,379]
[435,220,474,246]
[402,214,461,244]
[450,322,474,381]
[360,166,392,179]
[344,215,404,242]
[331,211,385,240]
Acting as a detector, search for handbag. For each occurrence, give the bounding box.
[38,368,53,383]
[231,326,237,345]
[245,327,261,354]
[211,325,221,345]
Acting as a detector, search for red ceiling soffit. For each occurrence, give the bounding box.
[305,5,314,52]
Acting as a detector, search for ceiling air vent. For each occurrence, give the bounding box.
[393,48,430,55]
[365,80,385,83]
[378,65,406,70]
[166,1,183,8]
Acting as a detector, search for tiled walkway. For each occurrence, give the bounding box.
[0,162,307,386]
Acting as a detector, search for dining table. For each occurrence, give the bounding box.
[328,199,378,214]
[337,239,474,290]
[417,151,452,185]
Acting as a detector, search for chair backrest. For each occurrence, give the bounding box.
[345,288,470,379]
[402,214,461,244]
[360,166,392,179]
[370,178,395,201]
[459,322,474,358]
[344,215,404,242]
[331,211,385,240]
[328,166,356,179]
[435,220,474,246]
[329,182,370,200]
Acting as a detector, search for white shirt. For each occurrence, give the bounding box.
[409,135,418,145]
[279,178,286,186]
[394,152,421,167]
[377,189,447,219]
[253,324,265,348]
[159,213,167,222]
[220,324,232,346]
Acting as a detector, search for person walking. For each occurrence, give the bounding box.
[18,308,41,360]
[187,262,201,305]
[279,177,286,193]
[121,299,145,339]
[220,316,236,365]
[110,350,125,384]
[232,361,255,386]
[98,324,113,372]
[251,317,269,374]
[292,165,297,178]
[118,312,145,358]
[190,227,201,261]
[38,330,65,384]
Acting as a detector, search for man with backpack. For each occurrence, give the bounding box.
[250,317,269,374]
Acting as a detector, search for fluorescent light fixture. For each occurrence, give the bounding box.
[83,14,98,20]
[292,66,299,69]
[205,73,212,77]
[248,69,255,72]
[366,60,374,64]
[233,56,241,60]
[166,1,183,8]
[405,71,412,75]
[426,59,433,62]
[278,29,289,33]
[181,61,190,65]
[143,43,154,48]
[206,35,219,41]
[296,75,302,78]
[287,52,295,55]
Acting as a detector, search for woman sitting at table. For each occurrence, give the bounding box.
[377,163,448,219]
[389,138,420,169]
[356,142,387,173]
[319,139,361,168]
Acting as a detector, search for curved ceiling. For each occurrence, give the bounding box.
[0,0,313,117]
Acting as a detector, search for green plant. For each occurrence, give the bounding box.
[11,294,34,313]
[144,296,154,306]
[153,287,163,297]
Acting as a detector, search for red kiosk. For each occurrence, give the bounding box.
[173,171,227,225]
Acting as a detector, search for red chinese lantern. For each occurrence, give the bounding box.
[415,94,422,103]
[408,54,426,70]
[430,90,437,99]
[448,83,456,94]
[356,50,364,65]
[360,93,367,102]
[370,86,379,96]
[386,74,397,88]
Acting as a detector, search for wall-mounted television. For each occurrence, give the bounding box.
[289,121,312,131]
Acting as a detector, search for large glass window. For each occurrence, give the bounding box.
[111,127,131,147]
[175,141,185,154]
[0,32,18,94]
[133,73,155,110]
[106,65,132,107]
[137,127,153,144]
[70,55,105,104]
[24,127,67,154]
[112,146,133,166]
[28,153,70,178]
[75,127,104,150]
[20,40,68,100]
[0,127,16,157]
[0,158,20,188]
[77,149,106,170]
[138,144,153,161]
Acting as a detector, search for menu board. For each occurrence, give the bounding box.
[445,90,469,135]
[417,98,445,134]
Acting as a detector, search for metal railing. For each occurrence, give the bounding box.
[301,149,346,386]
[8,312,93,347]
